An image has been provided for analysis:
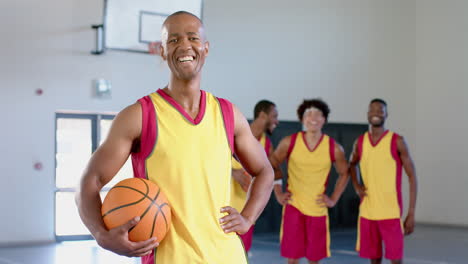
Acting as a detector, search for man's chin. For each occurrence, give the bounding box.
[370,122,384,128]
[176,73,197,81]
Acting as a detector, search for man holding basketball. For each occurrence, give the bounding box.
[76,11,274,264]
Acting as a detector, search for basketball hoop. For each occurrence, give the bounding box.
[148,41,162,55]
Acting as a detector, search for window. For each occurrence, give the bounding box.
[55,113,132,240]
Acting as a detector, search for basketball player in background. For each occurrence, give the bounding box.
[231,100,278,253]
[349,98,418,264]
[270,99,349,264]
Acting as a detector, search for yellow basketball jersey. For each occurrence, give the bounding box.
[358,131,402,220]
[230,133,270,212]
[132,89,247,264]
[287,132,335,216]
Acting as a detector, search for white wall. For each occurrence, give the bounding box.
[3,0,453,245]
[414,0,468,226]
[0,0,168,244]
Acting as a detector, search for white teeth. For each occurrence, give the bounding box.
[178,56,193,62]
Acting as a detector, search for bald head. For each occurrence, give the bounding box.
[163,11,203,27]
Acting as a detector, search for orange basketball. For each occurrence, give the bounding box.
[101,178,171,242]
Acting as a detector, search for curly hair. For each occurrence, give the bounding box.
[296,99,330,121]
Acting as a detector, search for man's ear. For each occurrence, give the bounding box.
[204,41,210,57]
[160,44,167,61]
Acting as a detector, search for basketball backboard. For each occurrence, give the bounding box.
[103,0,203,53]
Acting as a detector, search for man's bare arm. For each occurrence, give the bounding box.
[76,103,158,257]
[231,168,251,192]
[317,143,349,207]
[269,136,292,206]
[397,136,418,235]
[220,105,274,234]
[349,139,366,198]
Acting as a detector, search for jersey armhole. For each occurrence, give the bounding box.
[356,134,364,161]
[131,96,157,179]
[329,137,336,162]
[265,136,272,157]
[391,133,401,161]
[287,133,299,159]
[217,97,235,154]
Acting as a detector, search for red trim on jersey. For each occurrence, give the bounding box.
[357,134,365,161]
[157,89,206,125]
[131,96,157,180]
[323,137,335,193]
[329,137,336,163]
[265,136,272,156]
[287,133,299,160]
[217,97,235,154]
[141,254,153,264]
[323,172,331,194]
[302,131,325,152]
[368,130,389,147]
[391,133,403,216]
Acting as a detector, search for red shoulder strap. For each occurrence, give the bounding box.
[356,134,365,161]
[329,136,336,162]
[217,97,235,154]
[131,96,157,179]
[287,132,299,159]
[264,136,272,156]
[391,132,401,161]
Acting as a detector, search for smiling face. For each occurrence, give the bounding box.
[367,101,387,127]
[302,107,325,133]
[264,106,279,135]
[160,13,209,80]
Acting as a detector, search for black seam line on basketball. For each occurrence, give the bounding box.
[147,188,162,238]
[101,184,150,217]
[158,203,170,232]
[102,187,147,217]
[149,202,169,238]
[129,188,161,233]
[102,180,150,217]
[150,207,160,238]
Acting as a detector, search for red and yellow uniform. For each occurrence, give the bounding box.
[231,133,271,212]
[230,133,271,251]
[132,89,247,264]
[280,132,335,261]
[356,130,404,260]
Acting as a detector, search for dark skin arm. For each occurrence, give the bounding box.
[316,143,349,208]
[397,136,418,235]
[268,141,274,157]
[220,105,274,234]
[231,140,273,193]
[349,139,367,199]
[75,103,158,257]
[231,168,252,192]
[269,136,292,206]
